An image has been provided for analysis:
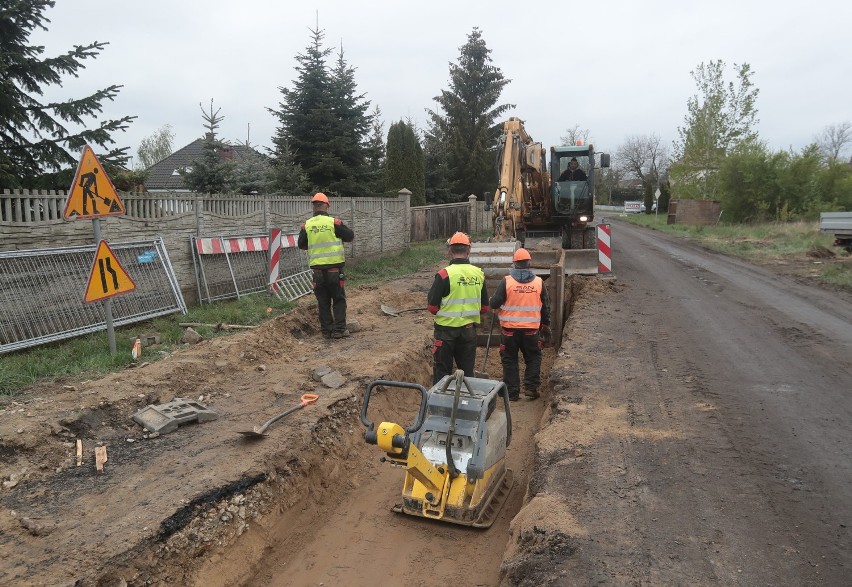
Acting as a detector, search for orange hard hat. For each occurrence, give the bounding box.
[311,192,329,204]
[513,248,531,262]
[447,232,471,246]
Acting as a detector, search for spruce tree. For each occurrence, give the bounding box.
[270,27,372,198]
[428,28,513,200]
[385,121,425,205]
[269,135,311,196]
[328,45,371,197]
[270,26,336,193]
[0,0,135,188]
[182,100,233,194]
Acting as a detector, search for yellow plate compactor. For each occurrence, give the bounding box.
[360,370,514,528]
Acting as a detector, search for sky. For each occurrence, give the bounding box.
[30,0,852,168]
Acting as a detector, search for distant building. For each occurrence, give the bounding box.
[144,137,261,192]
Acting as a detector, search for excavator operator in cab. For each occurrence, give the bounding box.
[558,157,587,182]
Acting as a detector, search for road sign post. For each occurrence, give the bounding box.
[65,145,130,354]
[654,188,661,220]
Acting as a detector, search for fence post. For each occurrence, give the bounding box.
[349,197,356,259]
[194,194,202,235]
[379,196,384,252]
[399,188,412,249]
[468,194,477,235]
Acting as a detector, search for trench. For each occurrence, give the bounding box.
[138,277,582,587]
[192,359,554,586]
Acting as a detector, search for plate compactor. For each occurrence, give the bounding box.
[360,370,514,528]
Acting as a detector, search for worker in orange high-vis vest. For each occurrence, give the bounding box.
[298,193,355,339]
[427,232,489,384]
[489,248,551,401]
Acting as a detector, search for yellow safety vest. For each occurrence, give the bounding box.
[435,263,484,327]
[305,215,345,267]
[498,275,543,329]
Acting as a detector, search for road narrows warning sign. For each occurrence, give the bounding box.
[63,145,126,220]
[84,241,136,303]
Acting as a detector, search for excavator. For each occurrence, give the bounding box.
[491,117,610,251]
[361,370,514,528]
[472,117,610,291]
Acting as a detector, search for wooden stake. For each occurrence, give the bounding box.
[76,439,82,467]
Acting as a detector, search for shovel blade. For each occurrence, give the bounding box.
[380,304,401,316]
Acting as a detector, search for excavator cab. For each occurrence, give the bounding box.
[551,148,593,216]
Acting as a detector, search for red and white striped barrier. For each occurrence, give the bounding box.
[597,224,612,273]
[268,229,282,291]
[268,230,301,291]
[195,235,270,255]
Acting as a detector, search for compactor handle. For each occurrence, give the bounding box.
[360,380,428,435]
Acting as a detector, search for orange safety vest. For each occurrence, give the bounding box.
[498,275,543,329]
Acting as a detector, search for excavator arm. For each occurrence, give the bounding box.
[491,118,549,241]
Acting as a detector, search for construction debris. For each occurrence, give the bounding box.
[132,398,219,435]
[178,322,257,331]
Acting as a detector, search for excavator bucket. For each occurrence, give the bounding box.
[562,249,600,275]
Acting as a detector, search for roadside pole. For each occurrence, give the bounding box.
[63,145,131,355]
[654,188,661,220]
[92,218,116,353]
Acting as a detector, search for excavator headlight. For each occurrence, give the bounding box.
[579,215,589,222]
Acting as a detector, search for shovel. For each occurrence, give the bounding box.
[474,312,497,378]
[238,393,319,439]
[381,304,427,317]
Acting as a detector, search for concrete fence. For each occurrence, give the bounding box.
[1,188,490,303]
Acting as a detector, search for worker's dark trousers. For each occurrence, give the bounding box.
[499,328,542,395]
[312,267,347,334]
[432,324,478,384]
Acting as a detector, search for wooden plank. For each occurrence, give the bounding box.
[95,446,108,474]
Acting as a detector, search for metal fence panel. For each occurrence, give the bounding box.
[0,239,187,354]
[192,234,308,304]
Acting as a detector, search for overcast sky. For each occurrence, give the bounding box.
[31,0,851,167]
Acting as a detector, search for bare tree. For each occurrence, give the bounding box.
[816,121,852,162]
[136,124,174,170]
[560,124,591,146]
[616,134,669,192]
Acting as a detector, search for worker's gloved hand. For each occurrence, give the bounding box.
[540,324,552,343]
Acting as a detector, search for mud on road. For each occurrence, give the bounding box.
[2,228,851,586]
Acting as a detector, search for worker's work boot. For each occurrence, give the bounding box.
[524,388,540,399]
[332,329,351,339]
[508,390,520,401]
[322,331,332,339]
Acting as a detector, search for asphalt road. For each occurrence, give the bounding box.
[588,218,852,585]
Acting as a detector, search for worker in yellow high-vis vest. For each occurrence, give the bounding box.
[298,193,355,339]
[427,232,489,384]
[489,248,551,401]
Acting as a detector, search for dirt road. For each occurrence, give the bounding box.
[2,223,851,586]
[502,219,852,585]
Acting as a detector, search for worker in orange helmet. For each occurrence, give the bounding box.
[426,232,489,384]
[298,193,355,339]
[489,247,551,401]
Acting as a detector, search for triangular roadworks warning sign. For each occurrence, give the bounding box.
[84,241,137,303]
[63,145,126,220]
